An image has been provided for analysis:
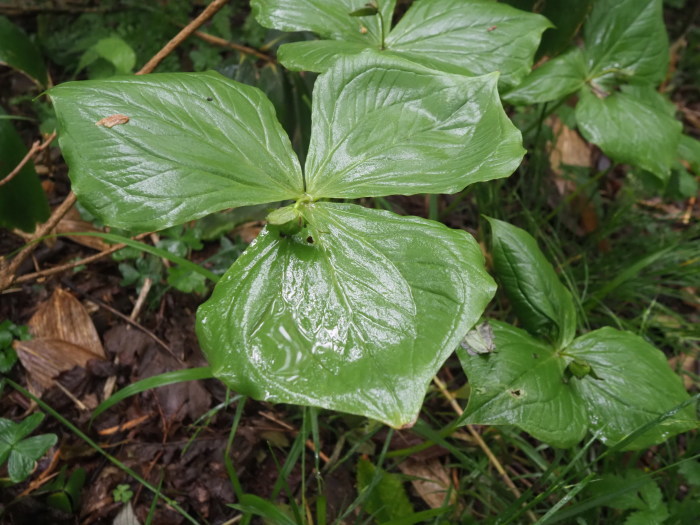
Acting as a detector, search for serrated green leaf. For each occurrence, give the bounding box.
[251,0,395,44]
[305,52,524,200]
[357,458,414,522]
[566,328,697,450]
[487,218,576,348]
[257,0,550,88]
[504,47,588,105]
[0,107,50,232]
[587,473,647,511]
[49,71,304,232]
[584,0,668,86]
[0,414,56,483]
[197,202,495,427]
[385,0,551,89]
[576,86,682,180]
[0,16,48,86]
[678,460,700,487]
[624,508,669,525]
[459,321,588,448]
[167,266,208,294]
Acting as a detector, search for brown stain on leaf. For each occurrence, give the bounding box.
[95,114,130,128]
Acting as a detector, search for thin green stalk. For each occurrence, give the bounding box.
[224,394,247,501]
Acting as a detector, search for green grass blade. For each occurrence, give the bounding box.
[91,367,213,420]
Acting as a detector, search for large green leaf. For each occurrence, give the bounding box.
[48,71,304,232]
[277,39,372,73]
[197,202,495,428]
[258,0,550,89]
[565,328,697,450]
[576,86,682,180]
[0,107,50,232]
[460,323,697,449]
[503,47,588,105]
[384,0,551,89]
[304,52,524,200]
[584,0,668,86]
[459,321,588,448]
[251,0,395,44]
[487,218,576,348]
[0,16,48,87]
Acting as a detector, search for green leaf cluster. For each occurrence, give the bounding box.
[0,413,57,484]
[251,0,551,89]
[49,49,526,427]
[505,0,685,181]
[459,219,697,449]
[0,320,30,374]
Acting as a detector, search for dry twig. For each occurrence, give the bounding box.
[193,30,274,63]
[0,132,56,188]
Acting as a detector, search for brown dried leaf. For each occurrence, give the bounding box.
[95,114,129,128]
[28,288,105,358]
[232,221,263,243]
[549,116,592,178]
[397,457,455,509]
[55,207,109,251]
[13,338,104,394]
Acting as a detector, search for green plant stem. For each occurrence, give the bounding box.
[5,378,199,525]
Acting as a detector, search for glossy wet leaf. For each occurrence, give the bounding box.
[384,0,551,89]
[257,0,550,89]
[251,0,395,45]
[459,322,588,448]
[565,328,696,450]
[576,87,682,180]
[584,0,668,86]
[197,202,495,427]
[0,107,50,232]
[0,16,48,86]
[504,48,588,105]
[305,53,524,200]
[460,323,697,449]
[487,218,576,348]
[49,71,303,232]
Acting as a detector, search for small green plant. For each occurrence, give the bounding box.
[0,321,30,374]
[459,219,696,449]
[505,0,699,192]
[0,413,57,484]
[112,483,134,504]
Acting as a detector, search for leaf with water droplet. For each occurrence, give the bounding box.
[197,202,495,428]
